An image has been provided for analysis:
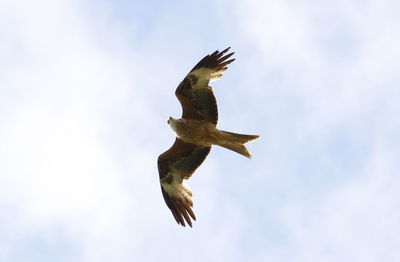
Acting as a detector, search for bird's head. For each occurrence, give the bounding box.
[167,116,176,125]
[167,117,178,132]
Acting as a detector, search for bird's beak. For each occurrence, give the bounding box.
[167,117,171,124]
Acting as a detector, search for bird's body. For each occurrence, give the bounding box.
[168,117,216,146]
[168,117,258,157]
[158,47,259,227]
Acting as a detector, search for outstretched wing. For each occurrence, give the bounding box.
[175,47,235,125]
[158,138,211,227]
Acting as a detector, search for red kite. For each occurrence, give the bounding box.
[158,47,259,227]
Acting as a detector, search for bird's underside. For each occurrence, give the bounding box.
[157,47,259,227]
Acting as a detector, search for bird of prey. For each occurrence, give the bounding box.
[158,47,259,227]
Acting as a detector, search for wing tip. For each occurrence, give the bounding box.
[172,202,196,228]
[191,47,236,71]
[221,46,231,53]
[161,183,197,228]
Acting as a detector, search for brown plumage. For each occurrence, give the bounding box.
[158,47,259,227]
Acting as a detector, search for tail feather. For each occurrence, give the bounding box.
[215,130,259,158]
[220,131,259,143]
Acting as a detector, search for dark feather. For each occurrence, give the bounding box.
[158,138,210,180]
[158,138,210,227]
[190,47,235,71]
[175,48,235,124]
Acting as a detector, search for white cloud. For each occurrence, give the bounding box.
[1,0,400,261]
[0,1,248,261]
[0,0,150,260]
[230,1,400,261]
[276,148,400,262]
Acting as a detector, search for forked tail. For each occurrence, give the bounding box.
[215,130,259,158]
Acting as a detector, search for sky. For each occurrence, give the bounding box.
[1,0,400,261]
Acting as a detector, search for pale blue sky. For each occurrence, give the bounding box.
[1,0,400,261]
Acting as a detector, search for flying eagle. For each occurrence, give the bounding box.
[158,47,259,227]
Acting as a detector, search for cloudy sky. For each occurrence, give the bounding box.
[1,0,400,261]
